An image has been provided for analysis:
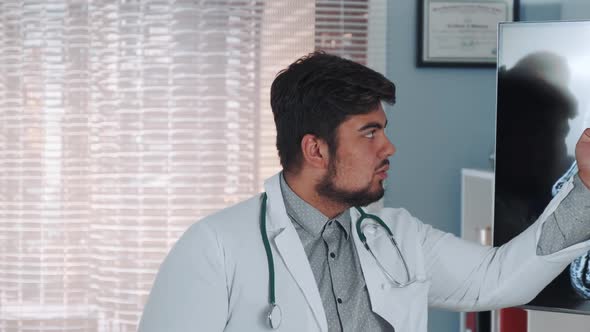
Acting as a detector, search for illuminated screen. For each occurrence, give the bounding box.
[494,21,590,314]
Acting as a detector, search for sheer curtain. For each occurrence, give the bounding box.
[0,0,386,331]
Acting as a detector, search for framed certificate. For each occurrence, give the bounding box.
[417,0,518,67]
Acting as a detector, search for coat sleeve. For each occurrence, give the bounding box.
[422,176,590,311]
[138,220,228,331]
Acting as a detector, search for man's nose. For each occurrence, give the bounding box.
[382,136,396,158]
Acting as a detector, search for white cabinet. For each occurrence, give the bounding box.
[460,169,494,332]
[461,169,494,245]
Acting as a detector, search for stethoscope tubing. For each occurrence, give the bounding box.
[260,193,275,306]
[260,193,281,329]
[354,207,414,287]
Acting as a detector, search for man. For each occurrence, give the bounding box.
[139,52,590,331]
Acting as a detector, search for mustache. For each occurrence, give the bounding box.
[376,159,390,170]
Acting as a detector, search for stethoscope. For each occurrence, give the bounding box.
[260,192,416,329]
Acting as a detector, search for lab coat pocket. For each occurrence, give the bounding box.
[374,279,431,332]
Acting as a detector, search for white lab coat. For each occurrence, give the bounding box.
[139,173,590,332]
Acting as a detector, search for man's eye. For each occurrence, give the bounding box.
[364,130,376,138]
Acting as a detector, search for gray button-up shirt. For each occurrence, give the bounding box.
[279,174,393,332]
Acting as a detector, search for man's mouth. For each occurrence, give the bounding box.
[375,160,390,173]
[375,160,390,178]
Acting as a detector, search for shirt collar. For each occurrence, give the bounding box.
[279,172,351,239]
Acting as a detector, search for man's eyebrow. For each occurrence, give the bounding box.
[358,120,388,131]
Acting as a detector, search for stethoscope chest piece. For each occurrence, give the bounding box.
[267,303,282,329]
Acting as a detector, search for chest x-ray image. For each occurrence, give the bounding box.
[494,21,590,314]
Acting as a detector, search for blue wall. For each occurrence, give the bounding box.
[383,2,497,331]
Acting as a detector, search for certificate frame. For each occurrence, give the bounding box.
[417,0,519,67]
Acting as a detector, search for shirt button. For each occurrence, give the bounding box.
[337,298,343,304]
[330,252,336,258]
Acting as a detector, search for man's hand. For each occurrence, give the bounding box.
[576,128,590,190]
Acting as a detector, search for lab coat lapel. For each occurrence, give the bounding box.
[264,174,328,332]
[274,227,328,332]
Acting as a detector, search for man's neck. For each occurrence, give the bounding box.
[283,170,349,219]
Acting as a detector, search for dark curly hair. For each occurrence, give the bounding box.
[270,51,396,172]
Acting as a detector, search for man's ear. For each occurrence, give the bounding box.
[301,134,329,169]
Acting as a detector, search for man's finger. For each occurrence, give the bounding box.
[580,128,590,143]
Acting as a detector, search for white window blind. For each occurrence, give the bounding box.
[0,1,386,331]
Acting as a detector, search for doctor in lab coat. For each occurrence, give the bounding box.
[139,52,590,332]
